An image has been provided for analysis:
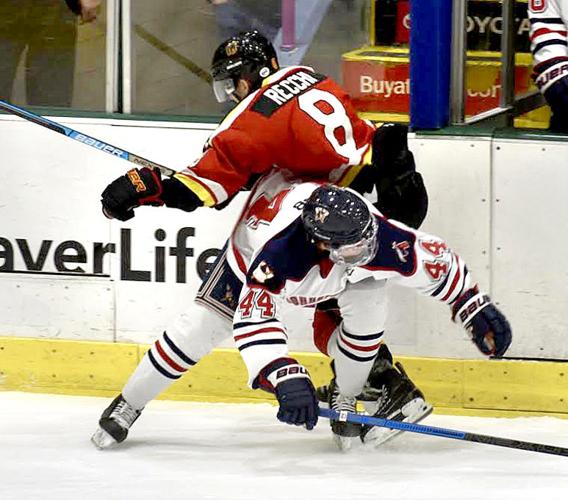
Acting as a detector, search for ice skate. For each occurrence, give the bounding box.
[91,394,142,449]
[327,379,362,452]
[317,346,433,447]
[359,357,432,447]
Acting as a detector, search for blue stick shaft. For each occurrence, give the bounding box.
[0,99,176,177]
[319,408,466,440]
[319,408,568,457]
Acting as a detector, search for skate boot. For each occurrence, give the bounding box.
[359,355,432,447]
[91,394,143,449]
[327,379,362,452]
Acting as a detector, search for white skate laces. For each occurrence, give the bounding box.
[330,391,357,413]
[111,399,139,428]
[91,395,142,450]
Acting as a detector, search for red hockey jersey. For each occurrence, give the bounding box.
[173,66,375,207]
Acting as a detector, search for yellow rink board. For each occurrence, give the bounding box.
[1,336,567,418]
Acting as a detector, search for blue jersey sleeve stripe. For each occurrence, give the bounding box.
[234,318,281,330]
[533,39,568,55]
[529,17,565,25]
[237,339,287,351]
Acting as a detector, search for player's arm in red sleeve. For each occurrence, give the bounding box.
[173,122,272,208]
[100,109,274,221]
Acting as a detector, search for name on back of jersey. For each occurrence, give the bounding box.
[252,70,326,117]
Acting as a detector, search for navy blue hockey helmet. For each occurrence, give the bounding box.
[211,30,279,103]
[301,185,378,266]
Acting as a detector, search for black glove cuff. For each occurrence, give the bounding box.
[161,178,204,213]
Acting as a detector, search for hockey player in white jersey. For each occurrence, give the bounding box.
[91,31,430,450]
[529,0,568,132]
[225,179,512,449]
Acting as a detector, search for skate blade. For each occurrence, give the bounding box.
[91,427,119,450]
[332,433,358,452]
[362,399,433,448]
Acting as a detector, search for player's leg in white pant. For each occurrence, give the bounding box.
[122,304,231,409]
[325,278,386,450]
[330,278,387,396]
[91,305,232,449]
[92,246,240,449]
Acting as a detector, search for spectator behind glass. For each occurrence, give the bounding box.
[210,0,281,43]
[0,0,101,107]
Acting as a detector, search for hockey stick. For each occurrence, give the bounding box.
[0,99,176,177]
[319,408,568,457]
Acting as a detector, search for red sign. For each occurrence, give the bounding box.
[395,0,410,44]
[342,58,531,116]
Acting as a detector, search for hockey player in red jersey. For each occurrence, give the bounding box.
[529,0,568,132]
[230,182,511,450]
[92,31,429,449]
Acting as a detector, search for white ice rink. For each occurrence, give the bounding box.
[1,392,568,500]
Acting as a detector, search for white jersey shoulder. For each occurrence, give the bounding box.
[227,171,318,281]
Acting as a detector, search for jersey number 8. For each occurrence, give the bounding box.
[299,89,366,165]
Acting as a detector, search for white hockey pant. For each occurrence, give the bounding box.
[122,303,231,410]
[327,278,387,398]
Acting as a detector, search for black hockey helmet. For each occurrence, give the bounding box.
[211,30,279,103]
[302,185,378,266]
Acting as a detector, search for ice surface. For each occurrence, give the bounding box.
[1,392,568,500]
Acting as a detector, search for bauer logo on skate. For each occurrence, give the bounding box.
[0,228,221,283]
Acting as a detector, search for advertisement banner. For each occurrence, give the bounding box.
[375,0,531,53]
[342,51,533,116]
[0,118,322,350]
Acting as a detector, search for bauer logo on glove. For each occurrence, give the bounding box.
[452,286,512,357]
[127,169,148,193]
[456,292,490,325]
[101,167,164,221]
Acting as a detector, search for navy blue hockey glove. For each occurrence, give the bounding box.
[533,57,568,133]
[255,358,319,430]
[452,287,512,357]
[101,167,164,221]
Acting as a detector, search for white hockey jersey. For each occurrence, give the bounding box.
[227,173,472,386]
[529,0,568,91]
